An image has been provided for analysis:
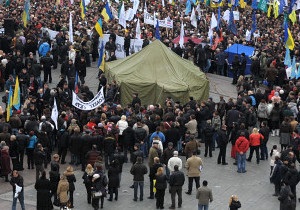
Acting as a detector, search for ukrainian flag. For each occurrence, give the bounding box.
[95,18,104,37]
[101,2,113,22]
[6,86,13,122]
[80,0,87,19]
[12,76,20,110]
[22,0,30,27]
[284,22,295,50]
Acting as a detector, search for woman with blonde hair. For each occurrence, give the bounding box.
[82,164,94,204]
[117,115,128,152]
[57,175,69,210]
[229,195,241,210]
[247,128,264,164]
[154,167,168,209]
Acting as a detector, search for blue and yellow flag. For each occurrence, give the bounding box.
[267,4,272,18]
[95,18,104,38]
[284,22,295,50]
[22,0,30,27]
[98,42,105,72]
[12,76,20,111]
[101,2,113,23]
[6,86,13,122]
[80,0,86,19]
[274,1,279,18]
[289,10,297,25]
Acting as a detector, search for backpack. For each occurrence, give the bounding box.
[42,122,53,133]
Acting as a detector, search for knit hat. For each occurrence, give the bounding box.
[173,151,179,156]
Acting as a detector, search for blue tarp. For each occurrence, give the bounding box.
[224,44,255,77]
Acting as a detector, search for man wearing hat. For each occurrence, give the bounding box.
[148,141,162,168]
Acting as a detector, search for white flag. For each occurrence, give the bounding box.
[144,1,147,11]
[210,12,217,29]
[51,98,58,129]
[162,0,165,7]
[191,7,197,28]
[179,22,184,48]
[69,13,73,44]
[119,2,126,29]
[132,0,140,15]
[245,29,251,41]
[135,19,141,39]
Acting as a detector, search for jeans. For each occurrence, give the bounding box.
[204,59,211,73]
[198,204,209,210]
[237,153,246,172]
[140,142,148,158]
[217,64,224,76]
[134,181,144,200]
[188,177,200,193]
[212,132,218,149]
[12,190,25,210]
[260,143,268,160]
[177,137,183,153]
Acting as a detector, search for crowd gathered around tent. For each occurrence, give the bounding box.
[1,0,300,210]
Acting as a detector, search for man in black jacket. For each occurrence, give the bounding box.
[34,143,46,181]
[217,125,229,165]
[169,165,185,209]
[40,52,53,83]
[130,157,148,201]
[16,128,29,171]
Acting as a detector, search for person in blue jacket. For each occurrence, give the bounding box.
[38,39,50,57]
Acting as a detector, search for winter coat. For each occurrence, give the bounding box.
[57,179,69,204]
[154,174,168,190]
[184,140,200,158]
[35,177,52,210]
[108,165,120,188]
[288,102,298,118]
[92,171,107,196]
[130,162,148,181]
[196,186,213,205]
[168,156,182,172]
[148,147,161,167]
[69,133,82,155]
[278,185,295,210]
[269,106,281,122]
[169,170,185,187]
[1,149,11,175]
[235,137,250,153]
[82,170,94,190]
[283,168,300,187]
[149,163,163,179]
[270,149,280,166]
[103,137,117,155]
[185,155,203,177]
[64,171,76,191]
[249,133,263,147]
[229,200,241,210]
[116,120,128,135]
[280,122,292,145]
[49,170,60,194]
[257,103,268,119]
[162,148,175,165]
[86,149,101,167]
[270,160,282,184]
[185,119,197,135]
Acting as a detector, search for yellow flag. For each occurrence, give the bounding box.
[267,5,272,18]
[240,0,246,8]
[286,28,295,50]
[22,11,27,27]
[289,10,297,25]
[273,1,279,18]
[6,86,13,122]
[12,76,20,110]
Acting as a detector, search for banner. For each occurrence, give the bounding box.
[102,34,144,59]
[144,11,173,28]
[72,88,105,110]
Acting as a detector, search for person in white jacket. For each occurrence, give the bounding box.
[116,115,128,135]
[168,151,182,173]
[269,145,280,175]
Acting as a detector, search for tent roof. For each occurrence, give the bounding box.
[224,44,255,57]
[105,40,208,92]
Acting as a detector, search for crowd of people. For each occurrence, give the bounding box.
[0,0,300,210]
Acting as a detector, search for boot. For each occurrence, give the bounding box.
[275,129,280,136]
[271,130,275,137]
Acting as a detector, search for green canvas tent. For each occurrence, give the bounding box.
[105,40,209,106]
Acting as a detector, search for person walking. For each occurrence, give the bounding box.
[169,165,185,209]
[155,167,168,209]
[196,180,213,210]
[130,156,148,201]
[82,164,94,204]
[235,133,250,173]
[247,128,263,164]
[229,195,241,210]
[35,171,52,210]
[64,166,76,208]
[269,145,280,175]
[185,152,203,195]
[10,170,25,210]
[217,125,228,165]
[57,175,69,210]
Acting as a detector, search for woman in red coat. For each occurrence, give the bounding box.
[247,128,264,164]
[1,146,11,182]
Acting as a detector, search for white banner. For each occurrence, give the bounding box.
[72,88,105,110]
[102,34,144,59]
[144,10,173,28]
